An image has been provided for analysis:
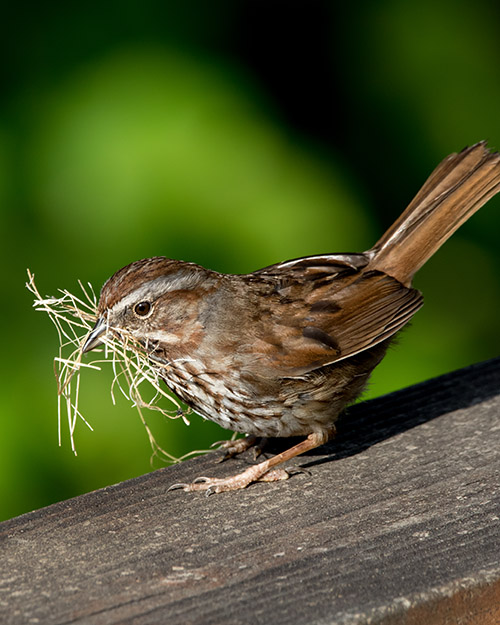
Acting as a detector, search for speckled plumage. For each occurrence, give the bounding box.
[84,142,500,493]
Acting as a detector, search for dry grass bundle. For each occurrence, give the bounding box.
[26,269,214,463]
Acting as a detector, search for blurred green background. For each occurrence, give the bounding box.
[2,0,500,521]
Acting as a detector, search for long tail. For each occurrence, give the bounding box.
[367,141,500,286]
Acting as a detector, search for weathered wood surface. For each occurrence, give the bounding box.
[1,358,499,625]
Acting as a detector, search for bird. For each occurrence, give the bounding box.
[83,141,500,493]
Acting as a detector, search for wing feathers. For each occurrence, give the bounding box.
[264,271,423,376]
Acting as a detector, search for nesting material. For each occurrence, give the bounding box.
[26,270,212,462]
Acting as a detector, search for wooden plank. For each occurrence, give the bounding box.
[1,358,499,625]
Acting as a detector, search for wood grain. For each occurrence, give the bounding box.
[1,358,499,625]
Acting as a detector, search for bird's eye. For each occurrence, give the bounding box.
[134,301,152,317]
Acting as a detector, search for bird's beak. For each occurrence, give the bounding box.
[82,316,107,353]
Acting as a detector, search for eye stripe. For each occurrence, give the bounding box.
[109,275,186,314]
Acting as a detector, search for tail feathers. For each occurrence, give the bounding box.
[368,141,500,286]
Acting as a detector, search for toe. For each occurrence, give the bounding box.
[256,469,290,483]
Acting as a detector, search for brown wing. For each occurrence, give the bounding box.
[313,271,423,360]
[248,269,423,377]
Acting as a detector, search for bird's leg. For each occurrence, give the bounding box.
[169,426,335,495]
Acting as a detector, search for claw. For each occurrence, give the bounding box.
[210,439,229,449]
[252,437,269,460]
[167,483,189,491]
[192,476,210,484]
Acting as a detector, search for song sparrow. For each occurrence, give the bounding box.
[83,142,500,493]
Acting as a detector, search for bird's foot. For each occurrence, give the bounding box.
[168,465,289,495]
[170,431,332,495]
[212,435,268,462]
